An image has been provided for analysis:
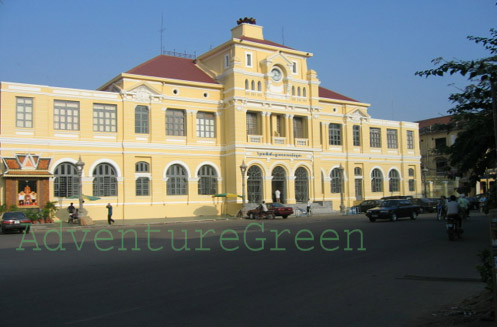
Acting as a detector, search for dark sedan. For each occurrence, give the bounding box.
[1,212,31,233]
[411,198,438,213]
[366,200,420,222]
[356,200,382,213]
[268,203,294,218]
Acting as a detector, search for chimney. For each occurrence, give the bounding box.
[231,17,264,40]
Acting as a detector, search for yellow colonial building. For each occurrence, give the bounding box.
[0,19,422,220]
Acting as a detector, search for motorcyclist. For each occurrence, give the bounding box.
[446,195,462,230]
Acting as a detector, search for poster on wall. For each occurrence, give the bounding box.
[18,180,38,207]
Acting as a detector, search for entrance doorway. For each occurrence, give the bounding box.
[272,166,286,203]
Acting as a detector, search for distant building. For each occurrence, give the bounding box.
[0,20,422,220]
[417,115,492,196]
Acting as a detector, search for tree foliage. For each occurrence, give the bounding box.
[415,28,497,184]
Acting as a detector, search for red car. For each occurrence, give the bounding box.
[1,212,31,233]
[268,203,294,219]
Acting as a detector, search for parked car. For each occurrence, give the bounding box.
[355,200,382,213]
[1,211,31,233]
[268,203,294,218]
[366,199,420,222]
[411,198,438,213]
[381,195,413,200]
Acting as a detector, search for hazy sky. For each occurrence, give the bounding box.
[0,0,495,122]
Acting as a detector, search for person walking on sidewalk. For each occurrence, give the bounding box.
[106,203,115,225]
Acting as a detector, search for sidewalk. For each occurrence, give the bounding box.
[30,215,242,230]
[30,212,338,231]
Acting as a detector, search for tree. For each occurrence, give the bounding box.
[415,29,497,186]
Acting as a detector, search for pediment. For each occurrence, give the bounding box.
[265,52,293,66]
[346,109,370,121]
[127,84,161,102]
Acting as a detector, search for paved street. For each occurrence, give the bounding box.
[0,212,490,326]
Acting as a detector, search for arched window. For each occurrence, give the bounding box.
[54,162,80,197]
[135,161,149,172]
[167,164,188,195]
[245,79,249,90]
[354,167,363,200]
[408,168,415,192]
[292,86,295,96]
[251,80,255,90]
[297,87,301,97]
[198,165,217,195]
[135,105,149,134]
[303,88,306,97]
[257,81,262,92]
[295,167,309,203]
[135,162,150,196]
[389,170,400,193]
[330,168,342,193]
[371,169,383,193]
[247,166,263,203]
[93,163,118,197]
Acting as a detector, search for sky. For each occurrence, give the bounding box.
[0,0,495,122]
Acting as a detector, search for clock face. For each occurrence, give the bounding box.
[271,68,282,82]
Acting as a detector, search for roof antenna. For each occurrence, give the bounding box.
[159,13,166,54]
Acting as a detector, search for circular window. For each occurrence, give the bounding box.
[270,67,283,82]
[173,89,179,95]
[203,92,209,98]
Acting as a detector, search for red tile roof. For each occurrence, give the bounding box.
[416,115,453,129]
[126,55,218,84]
[37,159,50,170]
[319,86,358,102]
[238,36,293,50]
[4,158,20,169]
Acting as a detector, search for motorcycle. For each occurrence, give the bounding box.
[446,214,462,241]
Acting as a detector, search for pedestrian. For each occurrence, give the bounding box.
[261,201,268,213]
[457,195,469,219]
[437,196,447,221]
[275,189,281,203]
[67,202,75,214]
[306,199,312,216]
[106,203,115,225]
[480,195,487,213]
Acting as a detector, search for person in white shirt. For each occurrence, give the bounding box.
[261,201,268,212]
[446,195,462,229]
[275,189,281,203]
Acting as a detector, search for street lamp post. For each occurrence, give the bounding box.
[240,160,247,205]
[339,164,345,214]
[75,156,85,215]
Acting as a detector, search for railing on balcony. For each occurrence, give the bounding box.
[247,135,263,143]
[295,138,309,147]
[273,137,286,145]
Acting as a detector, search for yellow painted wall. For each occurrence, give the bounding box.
[0,22,421,220]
